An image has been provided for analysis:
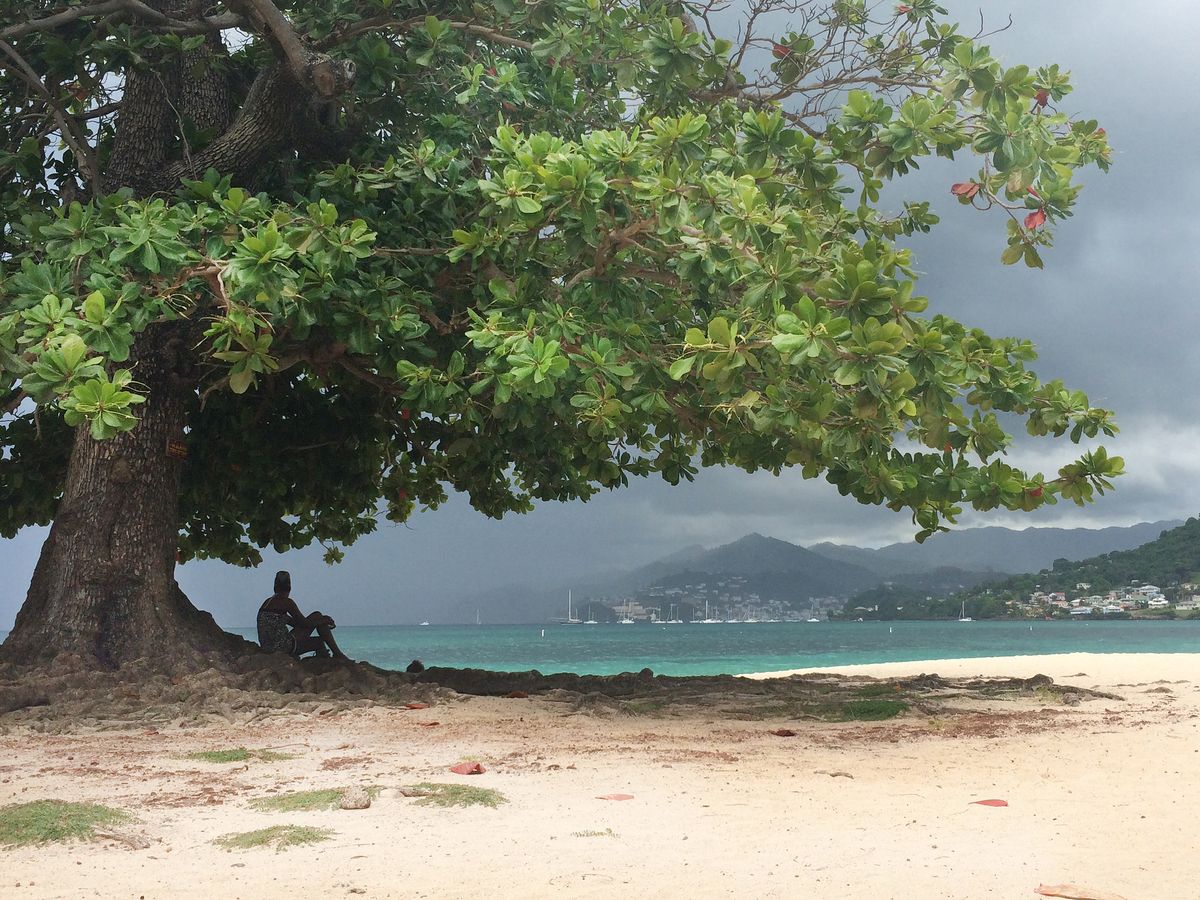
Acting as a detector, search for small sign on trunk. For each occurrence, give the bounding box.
[166,439,188,460]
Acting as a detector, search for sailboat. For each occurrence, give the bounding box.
[565,589,581,625]
[806,602,820,623]
[619,599,635,624]
[957,600,973,622]
[584,603,598,625]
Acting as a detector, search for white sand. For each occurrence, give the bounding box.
[3,653,1199,900]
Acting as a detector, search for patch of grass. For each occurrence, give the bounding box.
[571,828,617,838]
[185,748,297,764]
[249,786,380,812]
[0,800,130,846]
[827,699,907,721]
[213,825,334,852]
[404,782,507,809]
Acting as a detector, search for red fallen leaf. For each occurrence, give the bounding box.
[771,42,791,59]
[418,721,440,727]
[950,182,979,199]
[1024,208,1047,230]
[769,728,797,737]
[450,762,486,775]
[1035,88,1050,107]
[596,793,635,801]
[404,702,430,710]
[970,799,1008,807]
[504,690,529,699]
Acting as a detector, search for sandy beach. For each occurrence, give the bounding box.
[2,652,1197,900]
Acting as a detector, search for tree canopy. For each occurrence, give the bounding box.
[0,0,1121,571]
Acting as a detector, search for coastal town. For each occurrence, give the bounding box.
[568,577,1200,623]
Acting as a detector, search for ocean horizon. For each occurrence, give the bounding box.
[6,619,1197,677]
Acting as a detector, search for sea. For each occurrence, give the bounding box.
[4,620,1196,677]
[214,619,1198,677]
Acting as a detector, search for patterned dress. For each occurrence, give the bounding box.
[256,608,295,654]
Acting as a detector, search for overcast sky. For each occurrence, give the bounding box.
[2,1,1197,628]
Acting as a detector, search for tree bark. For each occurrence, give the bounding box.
[1,2,357,673]
[1,331,249,671]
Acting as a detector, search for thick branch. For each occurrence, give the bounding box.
[0,0,243,40]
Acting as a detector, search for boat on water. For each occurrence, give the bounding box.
[619,599,635,624]
[564,589,581,625]
[419,621,430,626]
[584,603,598,625]
[958,600,973,622]
[806,602,820,623]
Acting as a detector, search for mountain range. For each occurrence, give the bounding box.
[444,519,1182,622]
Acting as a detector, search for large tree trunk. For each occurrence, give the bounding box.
[1,332,249,671]
[1,3,356,674]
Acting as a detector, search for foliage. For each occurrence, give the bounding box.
[247,786,377,812]
[213,824,334,851]
[404,782,508,808]
[184,748,296,763]
[0,0,1121,565]
[0,800,130,846]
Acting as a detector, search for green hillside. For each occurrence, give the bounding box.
[979,517,1200,599]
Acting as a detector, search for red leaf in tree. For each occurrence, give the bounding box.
[1024,208,1047,230]
[950,182,979,199]
[771,42,791,59]
[1027,187,1040,199]
[896,4,912,12]
[1029,486,1044,499]
[1035,89,1050,108]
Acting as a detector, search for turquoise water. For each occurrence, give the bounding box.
[221,620,1199,676]
[5,621,1196,676]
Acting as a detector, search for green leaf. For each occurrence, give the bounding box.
[668,355,696,380]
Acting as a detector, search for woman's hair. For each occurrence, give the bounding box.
[274,570,291,594]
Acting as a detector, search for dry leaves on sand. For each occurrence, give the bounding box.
[449,762,486,775]
[596,794,634,801]
[970,799,1009,807]
[1035,884,1129,900]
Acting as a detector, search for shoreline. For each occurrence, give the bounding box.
[741,650,1200,681]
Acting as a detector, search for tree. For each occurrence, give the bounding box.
[0,0,1122,670]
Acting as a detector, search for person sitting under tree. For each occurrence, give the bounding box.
[257,571,349,660]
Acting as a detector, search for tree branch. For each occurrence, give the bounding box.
[0,0,243,40]
[0,38,99,193]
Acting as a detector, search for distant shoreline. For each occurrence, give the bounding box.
[739,651,1200,681]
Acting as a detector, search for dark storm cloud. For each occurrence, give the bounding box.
[3,1,1198,627]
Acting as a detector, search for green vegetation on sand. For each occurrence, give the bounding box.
[214,825,333,852]
[404,783,508,809]
[0,801,130,846]
[249,787,380,812]
[185,748,297,764]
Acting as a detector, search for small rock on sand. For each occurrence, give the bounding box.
[340,787,371,809]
